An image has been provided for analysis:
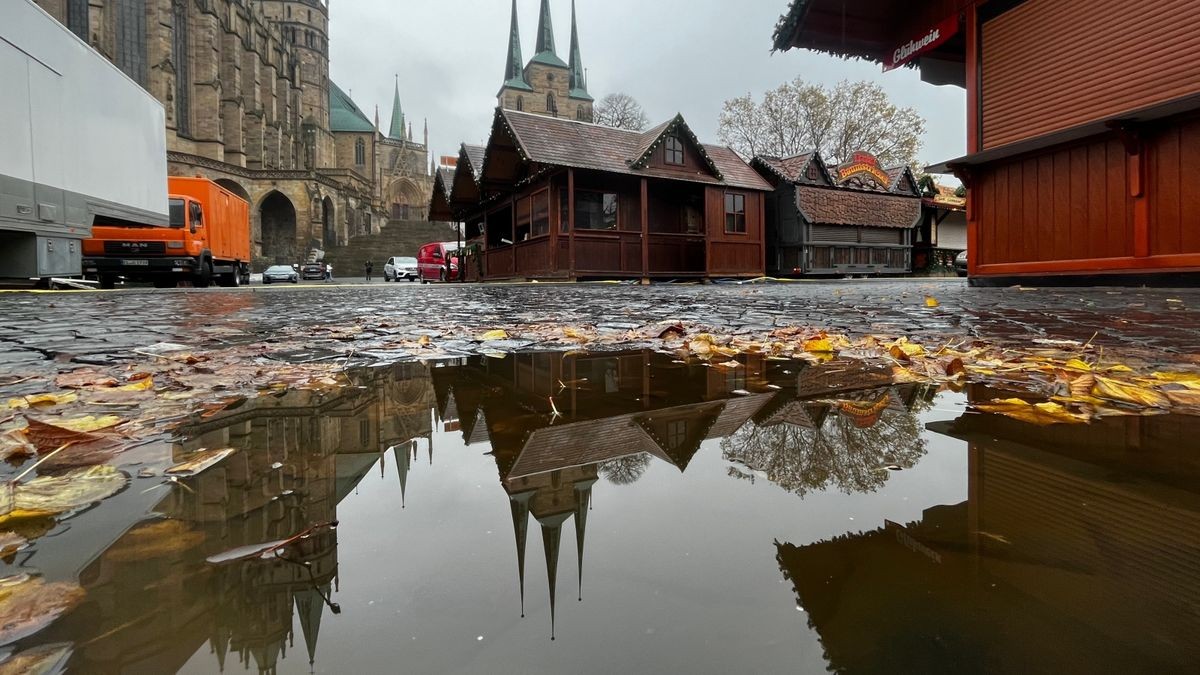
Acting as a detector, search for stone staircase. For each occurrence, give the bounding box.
[321,220,460,276]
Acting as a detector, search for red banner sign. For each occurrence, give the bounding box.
[838,151,892,187]
[883,15,959,71]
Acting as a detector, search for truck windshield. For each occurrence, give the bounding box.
[168,199,186,228]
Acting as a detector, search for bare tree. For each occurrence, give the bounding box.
[599,453,651,485]
[594,93,650,131]
[718,78,926,169]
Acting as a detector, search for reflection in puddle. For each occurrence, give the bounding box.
[3,352,1198,673]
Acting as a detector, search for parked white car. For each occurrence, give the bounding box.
[384,256,419,282]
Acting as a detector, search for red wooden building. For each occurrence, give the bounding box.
[429,109,771,281]
[774,0,1200,285]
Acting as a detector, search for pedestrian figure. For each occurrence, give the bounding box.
[365,261,373,282]
[325,264,333,282]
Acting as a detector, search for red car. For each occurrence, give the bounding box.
[417,242,461,283]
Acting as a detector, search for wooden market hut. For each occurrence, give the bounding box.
[752,150,922,276]
[434,108,772,282]
[774,0,1200,285]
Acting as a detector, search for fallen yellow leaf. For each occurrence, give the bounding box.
[117,377,154,392]
[480,330,508,341]
[53,415,122,433]
[1092,376,1169,408]
[974,398,1089,426]
[803,338,833,353]
[1062,359,1092,372]
[924,296,940,308]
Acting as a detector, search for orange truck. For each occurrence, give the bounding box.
[83,177,250,288]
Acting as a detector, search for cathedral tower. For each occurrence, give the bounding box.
[257,1,334,167]
[497,0,592,122]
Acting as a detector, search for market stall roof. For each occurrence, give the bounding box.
[795,185,921,228]
[773,0,968,83]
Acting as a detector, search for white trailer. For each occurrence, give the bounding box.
[0,0,168,280]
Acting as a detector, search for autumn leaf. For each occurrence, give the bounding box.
[562,327,590,343]
[1091,376,1170,408]
[1164,388,1200,409]
[479,329,509,341]
[20,418,122,469]
[53,415,122,433]
[417,335,433,347]
[1062,358,1092,372]
[116,377,154,392]
[0,643,74,674]
[0,575,85,646]
[803,338,833,353]
[974,398,1089,425]
[165,448,237,477]
[104,519,205,562]
[5,465,128,520]
[924,296,940,308]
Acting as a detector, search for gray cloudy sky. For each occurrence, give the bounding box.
[328,0,965,169]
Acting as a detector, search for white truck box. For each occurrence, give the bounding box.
[0,0,168,278]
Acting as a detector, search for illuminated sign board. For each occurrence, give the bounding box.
[837,152,892,188]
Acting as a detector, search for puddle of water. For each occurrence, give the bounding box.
[3,351,1199,673]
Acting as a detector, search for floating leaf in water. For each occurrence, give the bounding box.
[206,521,336,565]
[104,519,205,562]
[0,533,26,560]
[3,466,127,522]
[165,448,236,477]
[0,575,85,646]
[1092,376,1169,408]
[20,419,121,470]
[51,415,122,433]
[974,398,1089,426]
[4,393,78,410]
[0,642,74,675]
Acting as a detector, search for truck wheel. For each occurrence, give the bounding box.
[195,260,213,288]
[98,275,117,290]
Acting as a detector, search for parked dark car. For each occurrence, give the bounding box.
[954,250,968,277]
[301,262,327,280]
[262,265,298,284]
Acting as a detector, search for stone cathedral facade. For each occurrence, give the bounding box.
[33,0,434,266]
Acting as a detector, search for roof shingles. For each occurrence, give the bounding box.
[795,185,922,229]
[499,110,771,191]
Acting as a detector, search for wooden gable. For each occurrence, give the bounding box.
[630,115,724,181]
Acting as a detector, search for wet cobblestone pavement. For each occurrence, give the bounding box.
[2,279,1199,378]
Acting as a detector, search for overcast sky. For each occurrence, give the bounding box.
[328,0,966,172]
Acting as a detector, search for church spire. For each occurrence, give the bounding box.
[539,512,570,640]
[567,0,591,100]
[535,0,556,56]
[388,75,405,140]
[501,0,532,92]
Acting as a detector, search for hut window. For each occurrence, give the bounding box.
[354,138,365,166]
[805,163,819,181]
[724,193,746,233]
[531,190,550,237]
[665,135,684,165]
[564,191,618,230]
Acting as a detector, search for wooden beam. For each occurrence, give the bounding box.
[568,168,576,278]
[641,178,649,282]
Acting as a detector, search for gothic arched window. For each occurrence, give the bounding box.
[115,0,148,85]
[516,96,524,111]
[546,93,557,116]
[67,0,88,41]
[172,0,189,135]
[355,138,365,166]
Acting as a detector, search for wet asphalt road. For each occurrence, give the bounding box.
[2,278,1198,378]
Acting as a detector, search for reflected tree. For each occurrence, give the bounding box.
[599,453,652,485]
[720,400,927,498]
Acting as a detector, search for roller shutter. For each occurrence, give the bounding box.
[981,0,1200,150]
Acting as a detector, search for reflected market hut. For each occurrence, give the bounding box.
[432,108,771,281]
[752,151,922,276]
[774,0,1200,285]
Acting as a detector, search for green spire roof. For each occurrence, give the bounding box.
[502,0,534,92]
[567,0,591,101]
[531,0,568,68]
[329,81,375,133]
[389,77,406,140]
